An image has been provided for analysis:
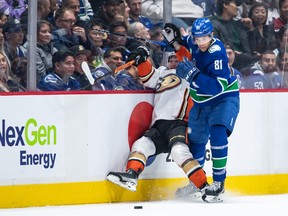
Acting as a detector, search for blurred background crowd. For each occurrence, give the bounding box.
[0,0,288,91]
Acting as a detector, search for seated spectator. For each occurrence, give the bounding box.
[105,21,128,49]
[52,7,90,51]
[210,0,257,70]
[191,0,216,17]
[70,44,93,90]
[0,51,22,92]
[126,21,161,67]
[273,0,288,31]
[114,63,144,90]
[126,0,154,30]
[86,19,105,68]
[225,44,245,89]
[38,50,81,91]
[3,20,26,85]
[60,0,93,25]
[0,11,7,25]
[275,26,288,57]
[22,20,57,83]
[247,2,277,57]
[244,50,280,89]
[93,0,124,29]
[37,0,51,20]
[277,51,288,88]
[91,47,123,90]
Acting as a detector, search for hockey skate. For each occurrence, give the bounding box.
[202,181,225,203]
[106,169,138,192]
[175,181,202,199]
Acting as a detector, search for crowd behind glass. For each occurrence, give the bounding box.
[0,0,287,92]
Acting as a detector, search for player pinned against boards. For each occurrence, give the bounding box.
[162,18,240,203]
[107,45,209,197]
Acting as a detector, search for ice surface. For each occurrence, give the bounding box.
[0,194,287,216]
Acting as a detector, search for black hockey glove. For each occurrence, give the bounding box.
[126,45,150,66]
[176,58,200,84]
[162,23,182,45]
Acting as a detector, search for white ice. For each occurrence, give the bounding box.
[1,194,287,216]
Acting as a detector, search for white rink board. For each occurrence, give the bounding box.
[0,91,288,186]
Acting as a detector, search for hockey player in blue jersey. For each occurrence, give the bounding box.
[162,18,240,202]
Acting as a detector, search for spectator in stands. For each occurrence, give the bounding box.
[52,8,90,51]
[93,0,124,29]
[277,51,288,88]
[37,0,51,20]
[70,44,93,90]
[22,20,57,83]
[60,0,93,23]
[126,0,154,30]
[210,0,257,70]
[47,0,60,23]
[3,20,26,85]
[141,0,204,29]
[191,0,216,17]
[126,21,161,67]
[38,50,81,91]
[114,54,144,90]
[86,20,105,68]
[0,24,9,63]
[0,51,22,92]
[225,43,245,89]
[273,0,288,31]
[275,26,288,57]
[91,47,123,90]
[105,21,128,50]
[244,50,280,89]
[247,2,277,57]
[0,0,27,21]
[0,12,7,25]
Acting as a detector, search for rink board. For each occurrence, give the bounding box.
[0,90,288,208]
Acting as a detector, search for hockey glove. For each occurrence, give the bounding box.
[176,58,200,84]
[162,23,182,45]
[126,45,150,66]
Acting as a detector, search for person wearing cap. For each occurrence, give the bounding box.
[209,0,258,70]
[38,50,80,91]
[70,44,93,90]
[162,18,240,203]
[92,0,125,29]
[3,20,26,86]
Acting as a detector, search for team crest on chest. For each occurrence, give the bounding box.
[209,44,221,53]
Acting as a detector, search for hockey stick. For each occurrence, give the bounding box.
[115,60,135,74]
[81,61,95,85]
[93,29,167,47]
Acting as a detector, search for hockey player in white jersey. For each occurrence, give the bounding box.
[107,45,209,196]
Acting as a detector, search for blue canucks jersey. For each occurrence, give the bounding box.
[182,35,239,106]
[38,72,81,91]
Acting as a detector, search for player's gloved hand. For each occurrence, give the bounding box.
[162,23,182,45]
[126,45,150,66]
[176,58,200,83]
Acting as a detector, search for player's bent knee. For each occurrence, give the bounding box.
[131,136,156,159]
[171,142,193,166]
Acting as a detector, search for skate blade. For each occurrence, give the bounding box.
[175,191,202,199]
[107,174,137,192]
[202,194,223,203]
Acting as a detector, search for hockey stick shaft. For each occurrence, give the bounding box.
[81,61,95,85]
[114,60,135,74]
[93,29,167,47]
